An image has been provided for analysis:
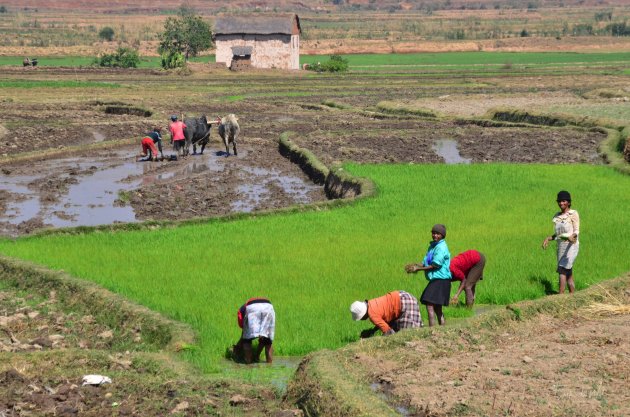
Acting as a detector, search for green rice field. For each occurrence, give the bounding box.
[2,51,628,73]
[0,54,215,68]
[0,163,628,373]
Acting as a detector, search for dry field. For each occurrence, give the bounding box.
[2,1,630,57]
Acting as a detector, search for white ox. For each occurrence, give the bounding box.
[217,114,240,157]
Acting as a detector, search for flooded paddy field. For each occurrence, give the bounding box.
[0,65,610,236]
[0,140,325,236]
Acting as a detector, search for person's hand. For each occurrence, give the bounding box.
[405,263,419,273]
[567,234,577,244]
[451,296,459,304]
[384,329,395,336]
[542,237,550,249]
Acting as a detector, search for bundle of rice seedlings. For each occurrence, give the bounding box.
[584,302,630,316]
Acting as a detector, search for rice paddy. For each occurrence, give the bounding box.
[1,163,628,372]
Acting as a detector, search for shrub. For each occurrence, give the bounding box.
[307,55,349,73]
[572,23,593,36]
[0,6,7,13]
[520,28,529,37]
[160,51,185,69]
[98,26,115,42]
[445,29,465,40]
[94,47,140,68]
[607,22,630,37]
[594,11,613,22]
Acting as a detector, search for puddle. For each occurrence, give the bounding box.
[88,128,106,142]
[432,139,471,164]
[370,382,411,416]
[231,166,322,213]
[0,148,321,235]
[222,356,302,393]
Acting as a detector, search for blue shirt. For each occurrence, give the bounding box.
[422,239,451,280]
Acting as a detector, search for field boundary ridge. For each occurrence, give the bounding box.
[487,107,630,175]
[286,273,630,416]
[0,254,196,352]
[279,131,376,199]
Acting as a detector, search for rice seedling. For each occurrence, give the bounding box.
[0,163,628,372]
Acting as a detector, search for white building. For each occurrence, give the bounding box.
[214,14,301,70]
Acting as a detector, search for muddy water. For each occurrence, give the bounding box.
[233,166,320,213]
[88,128,106,142]
[432,139,471,164]
[0,148,323,235]
[222,356,302,393]
[370,382,411,416]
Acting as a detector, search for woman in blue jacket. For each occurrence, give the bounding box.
[405,224,452,327]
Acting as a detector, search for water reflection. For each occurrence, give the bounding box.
[432,139,471,164]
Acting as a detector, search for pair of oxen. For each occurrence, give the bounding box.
[181,114,240,157]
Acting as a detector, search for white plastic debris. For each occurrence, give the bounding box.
[82,375,112,386]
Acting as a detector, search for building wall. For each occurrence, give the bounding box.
[215,34,300,70]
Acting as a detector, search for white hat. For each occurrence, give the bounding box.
[350,301,367,321]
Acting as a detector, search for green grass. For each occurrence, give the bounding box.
[301,52,630,75]
[0,54,215,68]
[303,51,630,67]
[545,104,630,125]
[2,52,626,72]
[0,164,628,373]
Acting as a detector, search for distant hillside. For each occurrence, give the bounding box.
[2,0,624,14]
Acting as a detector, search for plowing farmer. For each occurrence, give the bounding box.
[450,250,486,307]
[234,297,275,364]
[137,127,163,162]
[168,115,187,157]
[542,190,580,294]
[405,224,452,327]
[350,290,423,337]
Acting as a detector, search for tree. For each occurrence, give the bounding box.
[98,26,115,42]
[158,7,212,66]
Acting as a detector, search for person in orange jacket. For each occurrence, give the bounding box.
[350,290,422,337]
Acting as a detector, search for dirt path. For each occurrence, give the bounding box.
[0,284,296,416]
[356,303,630,416]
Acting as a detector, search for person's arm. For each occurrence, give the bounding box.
[406,263,435,273]
[451,279,466,303]
[367,308,392,334]
[542,234,556,249]
[568,211,580,243]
